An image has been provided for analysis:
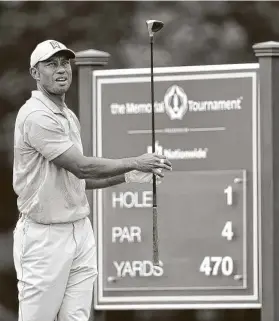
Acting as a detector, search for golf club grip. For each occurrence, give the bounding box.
[153,204,159,265]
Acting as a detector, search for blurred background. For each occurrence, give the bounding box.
[0,1,276,320]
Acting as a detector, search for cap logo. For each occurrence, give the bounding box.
[49,41,61,49]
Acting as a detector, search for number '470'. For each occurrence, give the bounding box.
[199,256,234,276]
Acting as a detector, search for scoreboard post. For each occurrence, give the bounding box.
[74,41,279,320]
[253,41,279,321]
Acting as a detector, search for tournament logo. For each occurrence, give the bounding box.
[164,85,188,120]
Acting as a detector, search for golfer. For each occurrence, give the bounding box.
[12,40,172,321]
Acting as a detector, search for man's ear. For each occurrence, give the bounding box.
[30,67,40,81]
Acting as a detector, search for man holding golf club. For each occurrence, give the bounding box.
[13,37,171,321]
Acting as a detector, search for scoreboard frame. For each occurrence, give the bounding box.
[91,63,261,310]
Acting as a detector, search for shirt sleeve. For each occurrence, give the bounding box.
[67,109,81,132]
[23,111,74,161]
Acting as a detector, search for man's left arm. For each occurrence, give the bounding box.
[85,174,125,189]
[85,170,162,189]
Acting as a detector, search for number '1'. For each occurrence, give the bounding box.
[224,185,233,206]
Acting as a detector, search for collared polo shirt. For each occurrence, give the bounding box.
[13,90,90,224]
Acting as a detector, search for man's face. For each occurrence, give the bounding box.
[33,52,72,95]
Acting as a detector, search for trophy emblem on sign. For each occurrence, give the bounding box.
[164,85,188,120]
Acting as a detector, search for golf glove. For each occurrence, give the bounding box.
[125,170,162,184]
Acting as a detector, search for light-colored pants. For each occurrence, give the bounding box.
[13,215,98,321]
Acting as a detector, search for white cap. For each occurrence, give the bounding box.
[30,40,75,68]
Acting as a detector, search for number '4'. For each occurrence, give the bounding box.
[222,221,234,241]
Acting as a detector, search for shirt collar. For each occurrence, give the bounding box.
[31,90,65,115]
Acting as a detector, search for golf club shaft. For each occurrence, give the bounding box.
[150,36,159,265]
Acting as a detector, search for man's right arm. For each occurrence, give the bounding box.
[24,111,172,180]
[52,144,136,179]
[52,144,170,179]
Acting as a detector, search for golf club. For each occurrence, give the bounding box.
[146,19,164,266]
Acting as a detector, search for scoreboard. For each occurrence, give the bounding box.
[92,64,260,310]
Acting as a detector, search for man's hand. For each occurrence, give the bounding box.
[125,170,162,184]
[52,144,172,180]
[133,153,172,177]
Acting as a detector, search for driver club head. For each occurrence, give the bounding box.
[146,20,164,37]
